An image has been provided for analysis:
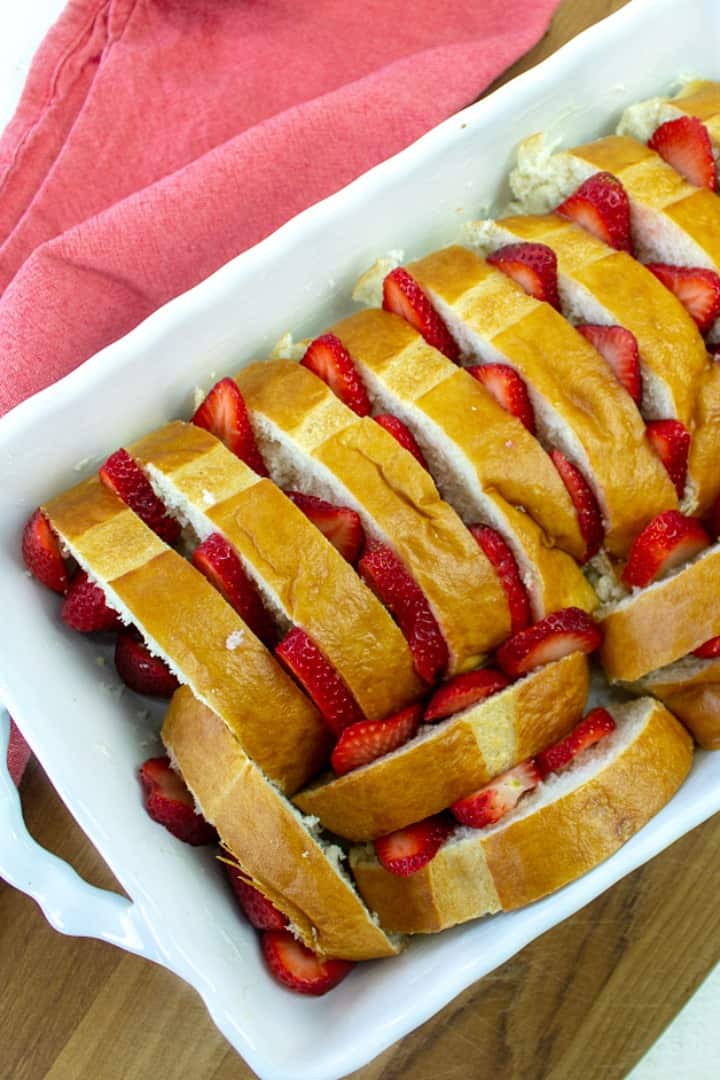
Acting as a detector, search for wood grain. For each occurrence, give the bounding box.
[7,1,720,1078]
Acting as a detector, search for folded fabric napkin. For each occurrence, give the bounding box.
[2,0,562,783]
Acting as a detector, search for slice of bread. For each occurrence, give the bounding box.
[43,477,329,794]
[404,245,678,556]
[293,651,589,840]
[633,653,720,750]
[349,698,693,933]
[236,359,512,672]
[129,421,423,721]
[618,79,720,155]
[163,686,400,960]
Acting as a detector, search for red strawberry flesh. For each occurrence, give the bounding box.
[192,377,268,474]
[226,865,287,930]
[469,524,531,633]
[450,759,540,828]
[285,491,364,564]
[424,666,510,723]
[331,704,422,776]
[358,540,448,684]
[622,510,710,588]
[496,607,602,678]
[576,323,642,403]
[374,414,429,469]
[649,116,717,191]
[115,627,180,697]
[466,363,536,434]
[646,264,720,336]
[22,509,69,594]
[382,268,460,361]
[549,449,604,562]
[646,419,691,498]
[139,756,216,846]
[60,571,121,632]
[556,172,632,252]
[192,533,276,647]
[487,242,560,308]
[535,706,616,778]
[374,814,454,877]
[301,334,371,417]
[275,627,364,736]
[261,929,354,996]
[99,449,181,544]
[693,636,720,659]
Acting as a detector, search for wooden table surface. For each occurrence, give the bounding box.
[4,1,720,1077]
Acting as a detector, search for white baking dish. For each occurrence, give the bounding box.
[1,0,719,1075]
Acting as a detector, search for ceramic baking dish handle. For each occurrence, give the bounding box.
[0,709,166,967]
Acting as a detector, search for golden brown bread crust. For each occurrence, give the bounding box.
[293,652,589,840]
[237,359,512,671]
[349,700,692,932]
[671,80,720,144]
[599,546,720,683]
[636,657,720,750]
[163,687,399,960]
[407,246,678,556]
[43,477,329,794]
[129,422,423,720]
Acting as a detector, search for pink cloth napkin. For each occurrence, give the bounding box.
[2,0,562,783]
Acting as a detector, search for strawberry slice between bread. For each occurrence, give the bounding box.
[261,930,354,996]
[374,414,429,469]
[382,267,460,361]
[225,865,288,931]
[115,627,181,697]
[496,607,602,678]
[535,707,616,779]
[487,242,560,308]
[22,509,70,594]
[100,448,181,544]
[60,571,122,633]
[549,450,604,562]
[192,377,269,475]
[331,704,423,776]
[358,540,449,685]
[556,172,633,252]
[648,116,717,191]
[621,510,710,588]
[693,636,720,659]
[575,324,642,404]
[285,491,364,564]
[645,419,691,499]
[139,756,217,846]
[646,264,720,336]
[450,760,541,828]
[192,533,277,646]
[466,363,536,434]
[275,627,364,736]
[301,333,371,416]
[424,666,510,723]
[469,525,531,633]
[374,814,454,877]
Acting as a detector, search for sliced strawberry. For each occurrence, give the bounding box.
[424,667,510,723]
[693,636,720,659]
[469,524,531,633]
[711,493,720,540]
[646,419,691,498]
[285,491,364,564]
[450,760,540,828]
[21,509,69,594]
[330,704,422,776]
[382,267,460,361]
[192,377,268,474]
[226,865,287,930]
[622,510,710,588]
[192,533,276,646]
[99,448,181,544]
[646,264,720,336]
[496,607,602,678]
[139,756,217,845]
[275,627,364,736]
[115,627,180,697]
[466,363,536,434]
[301,334,371,416]
[576,323,642,403]
[60,571,121,633]
[374,414,429,469]
[649,116,717,191]
[487,242,560,308]
[374,814,454,877]
[708,343,720,359]
[535,706,616,779]
[358,540,448,684]
[549,449,604,562]
[556,171,632,252]
[261,930,354,996]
